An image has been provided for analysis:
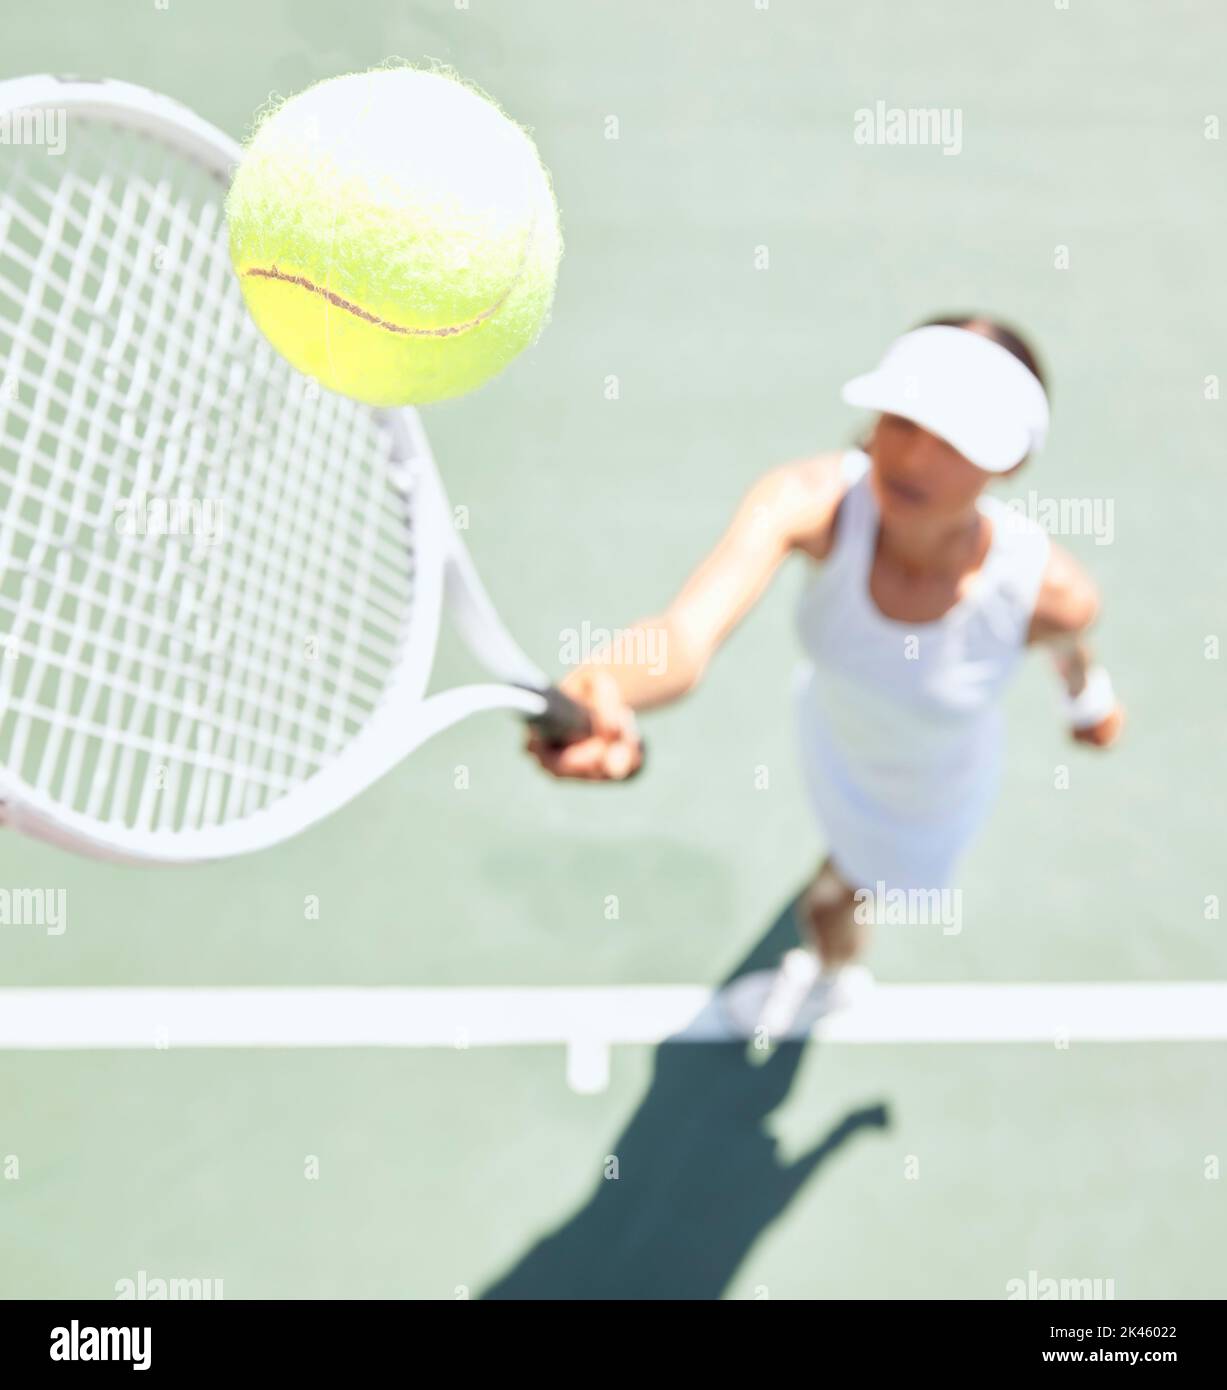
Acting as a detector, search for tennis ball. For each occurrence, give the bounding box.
[225,66,562,406]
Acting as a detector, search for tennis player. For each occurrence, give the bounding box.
[528,317,1123,1036]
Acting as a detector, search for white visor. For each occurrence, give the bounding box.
[841,325,1049,472]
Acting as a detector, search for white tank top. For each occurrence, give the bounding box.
[794,451,1050,823]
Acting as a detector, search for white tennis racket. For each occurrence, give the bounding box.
[0,74,594,864]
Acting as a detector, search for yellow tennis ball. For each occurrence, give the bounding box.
[225,66,562,406]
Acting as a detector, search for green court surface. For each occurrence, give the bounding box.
[1,0,1225,1299]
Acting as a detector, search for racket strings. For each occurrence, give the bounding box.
[0,118,416,832]
[0,449,408,687]
[0,174,409,665]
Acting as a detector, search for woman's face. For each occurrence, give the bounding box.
[867,413,991,525]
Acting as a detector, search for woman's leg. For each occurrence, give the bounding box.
[797,856,870,970]
[722,856,872,1038]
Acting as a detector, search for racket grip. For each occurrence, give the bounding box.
[522,686,647,783]
[525,684,594,746]
[523,685,646,779]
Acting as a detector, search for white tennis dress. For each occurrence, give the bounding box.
[793,451,1050,891]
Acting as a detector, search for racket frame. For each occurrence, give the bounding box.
[0,74,585,864]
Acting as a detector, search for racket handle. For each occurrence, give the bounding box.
[524,684,593,746]
[523,684,646,778]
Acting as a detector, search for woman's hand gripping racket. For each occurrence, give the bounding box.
[0,75,625,864]
[526,668,644,781]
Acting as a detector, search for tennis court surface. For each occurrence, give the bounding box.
[2,0,1225,1299]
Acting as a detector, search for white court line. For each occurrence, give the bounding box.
[3,984,1224,1093]
[3,982,1227,1047]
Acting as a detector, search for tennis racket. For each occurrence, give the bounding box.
[0,74,597,864]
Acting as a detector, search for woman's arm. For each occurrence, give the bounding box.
[530,453,845,779]
[1028,544,1124,748]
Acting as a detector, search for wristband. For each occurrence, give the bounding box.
[1064,666,1116,730]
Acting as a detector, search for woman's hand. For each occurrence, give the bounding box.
[526,669,644,781]
[1072,703,1125,748]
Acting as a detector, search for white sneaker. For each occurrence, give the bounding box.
[720,950,874,1041]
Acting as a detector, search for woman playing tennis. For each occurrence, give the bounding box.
[529,317,1124,1035]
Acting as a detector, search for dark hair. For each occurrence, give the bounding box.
[921,314,1047,391]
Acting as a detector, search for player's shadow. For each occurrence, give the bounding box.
[482,893,891,1300]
